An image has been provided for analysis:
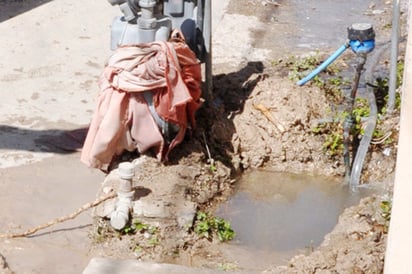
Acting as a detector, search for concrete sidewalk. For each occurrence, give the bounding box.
[0,1,118,273]
[83,258,261,274]
[0,0,118,168]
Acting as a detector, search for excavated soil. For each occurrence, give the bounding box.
[86,1,405,272]
[0,0,406,273]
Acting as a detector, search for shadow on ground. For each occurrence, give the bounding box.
[167,61,264,172]
[0,0,54,22]
[0,125,87,154]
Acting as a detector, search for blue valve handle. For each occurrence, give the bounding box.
[297,39,375,86]
[349,39,375,54]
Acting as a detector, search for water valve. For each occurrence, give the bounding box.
[347,23,375,54]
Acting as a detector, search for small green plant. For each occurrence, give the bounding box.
[374,78,402,116]
[312,93,396,157]
[209,162,217,172]
[380,199,392,233]
[286,53,340,80]
[218,262,238,271]
[286,53,323,82]
[194,211,235,242]
[148,234,159,246]
[352,97,370,136]
[396,60,405,88]
[307,56,403,158]
[312,112,346,156]
[282,53,345,103]
[119,219,149,235]
[323,130,344,156]
[382,23,392,30]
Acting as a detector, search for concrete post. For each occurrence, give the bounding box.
[384,2,412,273]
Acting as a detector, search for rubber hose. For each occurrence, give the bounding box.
[349,44,390,191]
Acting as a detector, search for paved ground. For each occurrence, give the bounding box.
[0,0,118,168]
[0,0,231,273]
[0,1,125,273]
[0,0,395,273]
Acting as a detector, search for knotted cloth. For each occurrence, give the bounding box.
[81,31,202,170]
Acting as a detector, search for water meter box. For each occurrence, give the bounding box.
[109,0,199,48]
[110,16,172,49]
[163,0,196,29]
[164,1,205,62]
[163,0,185,16]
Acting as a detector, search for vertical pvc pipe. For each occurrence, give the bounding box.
[110,162,135,230]
[387,0,401,113]
[385,2,412,272]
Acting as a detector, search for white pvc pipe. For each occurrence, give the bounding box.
[110,162,135,230]
[384,1,412,272]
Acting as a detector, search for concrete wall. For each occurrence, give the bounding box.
[384,1,412,273]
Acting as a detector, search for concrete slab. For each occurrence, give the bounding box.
[82,257,257,274]
[0,1,117,273]
[0,0,118,168]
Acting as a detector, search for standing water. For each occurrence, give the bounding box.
[216,170,378,267]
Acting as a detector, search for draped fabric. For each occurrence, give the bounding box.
[81,31,202,170]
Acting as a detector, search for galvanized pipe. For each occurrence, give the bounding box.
[387,0,401,113]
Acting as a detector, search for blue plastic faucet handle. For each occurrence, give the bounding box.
[349,39,375,54]
[347,23,375,54]
[296,23,376,86]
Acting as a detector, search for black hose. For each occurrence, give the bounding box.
[343,54,367,182]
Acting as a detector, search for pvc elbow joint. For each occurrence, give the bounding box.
[110,192,134,230]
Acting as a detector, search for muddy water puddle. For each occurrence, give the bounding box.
[216,170,378,267]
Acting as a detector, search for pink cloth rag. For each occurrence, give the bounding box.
[81,31,202,170]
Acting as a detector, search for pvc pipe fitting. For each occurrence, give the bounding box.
[118,162,135,180]
[110,191,134,230]
[110,162,135,230]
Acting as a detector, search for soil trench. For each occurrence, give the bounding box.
[0,0,407,273]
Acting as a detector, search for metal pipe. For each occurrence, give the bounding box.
[387,0,401,113]
[203,0,213,101]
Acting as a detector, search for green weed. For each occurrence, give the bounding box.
[281,53,345,103]
[218,262,238,271]
[380,199,392,233]
[194,211,235,242]
[120,219,149,235]
[352,98,370,136]
[312,112,346,156]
